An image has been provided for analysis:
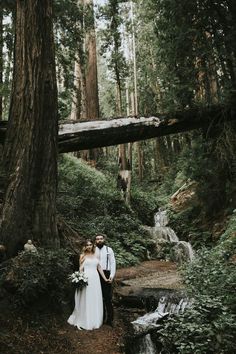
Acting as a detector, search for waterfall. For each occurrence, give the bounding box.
[132,295,191,334]
[138,334,157,354]
[152,209,194,263]
[126,209,194,353]
[154,209,168,227]
[130,294,192,354]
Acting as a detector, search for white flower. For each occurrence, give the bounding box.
[68,271,88,289]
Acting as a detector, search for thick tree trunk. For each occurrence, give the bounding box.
[82,0,100,162]
[228,0,236,60]
[0,9,3,121]
[70,54,87,121]
[84,0,99,121]
[0,0,59,257]
[72,0,100,162]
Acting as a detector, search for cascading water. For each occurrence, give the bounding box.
[129,294,193,354]
[152,208,194,263]
[126,209,194,353]
[131,295,191,335]
[138,334,157,354]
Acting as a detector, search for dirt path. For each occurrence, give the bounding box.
[116,260,183,289]
[64,321,125,354]
[63,260,181,354]
[0,260,181,354]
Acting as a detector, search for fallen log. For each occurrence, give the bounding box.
[0,105,235,153]
[58,105,236,152]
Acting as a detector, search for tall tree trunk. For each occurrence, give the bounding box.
[165,136,173,165]
[124,82,132,204]
[227,0,236,60]
[116,73,130,204]
[84,0,100,162]
[71,54,87,121]
[75,0,100,163]
[154,137,167,176]
[130,1,143,183]
[172,136,181,154]
[0,0,59,257]
[84,0,99,121]
[0,8,3,121]
[137,141,144,181]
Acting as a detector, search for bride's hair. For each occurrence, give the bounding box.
[82,239,95,255]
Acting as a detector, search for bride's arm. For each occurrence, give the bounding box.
[97,263,108,282]
[79,254,85,271]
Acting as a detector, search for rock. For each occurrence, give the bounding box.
[24,240,37,252]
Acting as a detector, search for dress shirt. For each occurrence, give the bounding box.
[95,245,116,280]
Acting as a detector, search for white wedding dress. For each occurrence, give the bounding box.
[67,257,103,330]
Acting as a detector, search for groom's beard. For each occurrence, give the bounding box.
[96,244,104,249]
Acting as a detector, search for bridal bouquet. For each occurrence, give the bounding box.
[69,271,88,290]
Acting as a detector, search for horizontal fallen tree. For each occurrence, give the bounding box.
[0,105,236,153]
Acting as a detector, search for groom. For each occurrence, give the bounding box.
[95,233,116,326]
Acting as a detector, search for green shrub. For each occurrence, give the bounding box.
[57,155,121,217]
[168,207,213,248]
[158,243,236,353]
[75,214,150,267]
[0,249,72,309]
[219,214,236,243]
[183,247,236,305]
[158,296,236,354]
[57,155,152,267]
[131,187,160,225]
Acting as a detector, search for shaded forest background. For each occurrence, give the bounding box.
[0,0,235,255]
[0,1,236,353]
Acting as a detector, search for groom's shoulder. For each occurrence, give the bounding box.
[107,245,114,252]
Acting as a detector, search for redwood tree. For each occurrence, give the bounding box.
[0,9,3,121]
[84,0,99,121]
[0,0,60,256]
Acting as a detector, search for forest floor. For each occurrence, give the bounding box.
[0,260,181,354]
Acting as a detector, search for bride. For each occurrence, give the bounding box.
[67,239,109,330]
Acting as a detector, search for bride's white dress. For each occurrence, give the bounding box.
[67,257,103,330]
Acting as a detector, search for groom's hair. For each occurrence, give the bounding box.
[95,233,107,240]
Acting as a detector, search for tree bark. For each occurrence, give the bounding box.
[0,0,59,257]
[83,0,100,162]
[154,137,167,175]
[84,0,99,121]
[137,141,143,182]
[70,53,87,121]
[72,0,100,162]
[0,8,3,121]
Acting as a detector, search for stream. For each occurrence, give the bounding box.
[122,209,194,354]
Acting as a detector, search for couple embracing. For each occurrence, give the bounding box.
[68,234,116,330]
